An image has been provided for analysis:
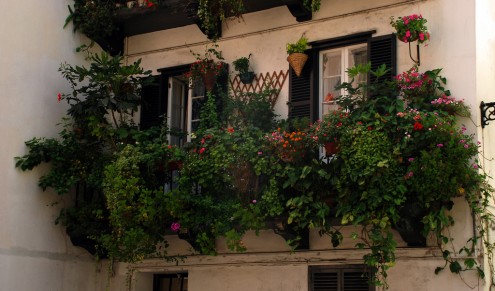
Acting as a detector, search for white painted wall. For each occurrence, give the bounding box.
[2,0,493,290]
[0,0,115,290]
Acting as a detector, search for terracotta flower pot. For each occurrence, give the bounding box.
[203,71,217,91]
[324,141,340,156]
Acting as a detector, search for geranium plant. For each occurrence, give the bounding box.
[390,14,430,43]
[185,44,225,84]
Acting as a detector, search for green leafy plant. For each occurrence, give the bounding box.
[64,0,118,42]
[286,35,309,54]
[15,49,152,259]
[232,54,252,74]
[196,0,245,39]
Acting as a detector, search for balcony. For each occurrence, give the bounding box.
[101,0,315,54]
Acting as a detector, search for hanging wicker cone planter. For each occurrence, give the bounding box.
[287,52,308,77]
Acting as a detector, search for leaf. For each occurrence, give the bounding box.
[449,261,462,273]
[435,267,444,274]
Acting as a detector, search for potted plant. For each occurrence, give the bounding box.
[308,110,349,156]
[185,44,225,91]
[390,14,430,44]
[286,35,309,77]
[233,54,255,84]
[192,0,245,39]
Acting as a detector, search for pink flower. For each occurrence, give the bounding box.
[170,222,180,232]
[419,33,425,41]
[405,30,411,38]
[408,158,415,162]
[472,163,479,169]
[437,144,443,147]
[252,200,257,204]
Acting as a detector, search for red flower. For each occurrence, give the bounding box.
[199,147,206,154]
[57,93,62,103]
[413,122,423,131]
[227,127,234,133]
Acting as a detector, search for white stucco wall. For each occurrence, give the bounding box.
[2,0,493,290]
[0,1,115,290]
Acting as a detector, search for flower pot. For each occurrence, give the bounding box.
[168,160,183,171]
[203,71,217,92]
[239,72,255,84]
[287,52,308,77]
[126,1,136,8]
[324,141,340,156]
[392,203,427,247]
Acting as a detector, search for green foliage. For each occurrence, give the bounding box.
[64,0,117,42]
[232,54,252,74]
[286,36,309,54]
[302,0,321,12]
[225,86,278,131]
[15,37,494,290]
[196,0,245,39]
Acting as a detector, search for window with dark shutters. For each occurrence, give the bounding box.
[288,33,396,122]
[310,266,374,291]
[139,63,229,131]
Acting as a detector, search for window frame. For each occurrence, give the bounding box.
[288,31,396,122]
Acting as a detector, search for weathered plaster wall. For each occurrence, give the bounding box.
[120,0,490,290]
[0,0,117,290]
[476,0,495,290]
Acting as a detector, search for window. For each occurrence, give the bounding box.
[153,273,188,291]
[289,31,396,121]
[309,265,374,291]
[140,64,229,144]
[320,44,368,116]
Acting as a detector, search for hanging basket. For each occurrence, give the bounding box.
[203,71,217,91]
[287,53,308,77]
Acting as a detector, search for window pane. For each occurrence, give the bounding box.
[349,46,368,85]
[322,51,341,77]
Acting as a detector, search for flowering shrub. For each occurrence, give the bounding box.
[185,44,225,81]
[264,128,310,163]
[308,110,350,144]
[431,94,470,117]
[390,14,430,43]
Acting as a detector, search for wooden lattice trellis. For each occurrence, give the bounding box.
[229,70,289,109]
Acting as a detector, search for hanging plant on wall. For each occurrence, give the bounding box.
[191,0,245,39]
[287,35,309,77]
[390,14,430,43]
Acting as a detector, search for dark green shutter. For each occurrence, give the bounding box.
[140,75,165,130]
[288,52,314,121]
[310,266,373,291]
[369,34,397,82]
[213,62,229,122]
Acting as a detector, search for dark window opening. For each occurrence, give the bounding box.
[153,273,188,291]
